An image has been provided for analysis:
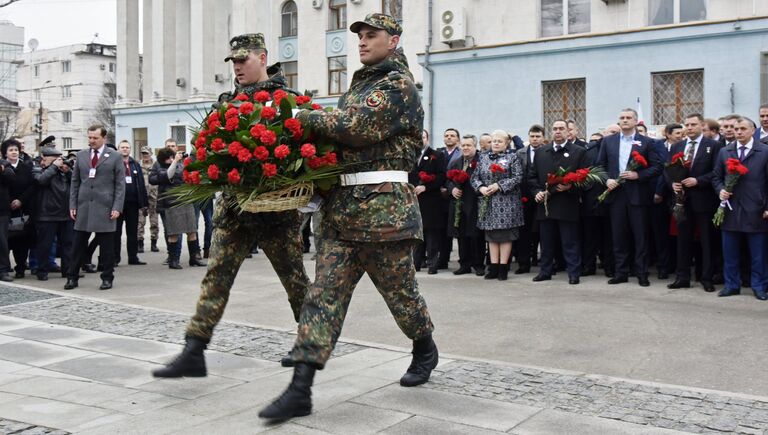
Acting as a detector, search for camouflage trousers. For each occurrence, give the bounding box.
[137,199,158,241]
[185,201,311,342]
[290,237,434,368]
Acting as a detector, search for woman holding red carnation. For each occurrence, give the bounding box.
[470,130,524,281]
[711,117,768,300]
[446,134,484,276]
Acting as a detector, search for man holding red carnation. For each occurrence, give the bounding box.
[153,33,311,378]
[712,117,768,300]
[260,13,437,421]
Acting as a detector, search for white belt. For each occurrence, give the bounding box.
[340,170,408,186]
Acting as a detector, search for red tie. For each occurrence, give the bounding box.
[124,161,130,176]
[91,149,99,168]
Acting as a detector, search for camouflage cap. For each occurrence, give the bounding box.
[140,146,152,154]
[350,13,402,36]
[224,33,266,62]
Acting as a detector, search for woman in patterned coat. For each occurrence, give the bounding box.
[470,130,524,281]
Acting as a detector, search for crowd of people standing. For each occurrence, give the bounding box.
[410,106,768,301]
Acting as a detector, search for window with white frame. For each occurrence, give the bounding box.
[328,0,347,31]
[62,60,71,73]
[61,85,72,98]
[62,111,72,123]
[648,0,706,26]
[328,56,347,95]
[281,1,298,37]
[33,65,39,77]
[382,0,402,21]
[283,61,298,90]
[62,137,72,148]
[541,0,590,37]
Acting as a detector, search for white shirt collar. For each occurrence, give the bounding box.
[92,144,106,155]
[620,131,636,141]
[688,134,703,144]
[737,138,754,150]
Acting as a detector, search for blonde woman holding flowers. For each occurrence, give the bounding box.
[470,130,524,281]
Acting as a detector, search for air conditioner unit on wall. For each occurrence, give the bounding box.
[440,7,467,47]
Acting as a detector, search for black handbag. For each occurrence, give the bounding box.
[8,212,31,238]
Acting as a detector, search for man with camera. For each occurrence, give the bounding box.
[32,147,74,281]
[65,125,125,290]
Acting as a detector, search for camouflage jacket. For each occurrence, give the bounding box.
[298,49,424,242]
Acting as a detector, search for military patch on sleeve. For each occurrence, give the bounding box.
[365,90,386,108]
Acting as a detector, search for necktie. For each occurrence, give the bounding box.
[554,145,560,153]
[684,140,696,163]
[462,159,469,171]
[125,161,130,176]
[91,149,99,168]
[739,146,746,161]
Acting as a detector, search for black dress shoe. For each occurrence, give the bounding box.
[99,280,113,290]
[453,267,472,275]
[532,273,551,282]
[50,264,62,273]
[569,277,580,285]
[667,280,691,289]
[608,276,628,284]
[514,267,530,275]
[473,266,485,276]
[638,277,650,287]
[701,282,716,293]
[0,273,13,282]
[753,289,767,301]
[718,288,740,297]
[605,270,615,278]
[82,264,97,273]
[128,259,147,265]
[427,268,437,275]
[64,278,78,290]
[36,274,48,281]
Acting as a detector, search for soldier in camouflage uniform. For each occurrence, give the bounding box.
[152,33,311,378]
[137,147,159,253]
[260,14,438,420]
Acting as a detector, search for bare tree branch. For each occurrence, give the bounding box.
[0,0,23,8]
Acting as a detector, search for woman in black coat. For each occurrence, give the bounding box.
[0,139,26,280]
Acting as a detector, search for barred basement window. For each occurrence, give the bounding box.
[170,125,187,147]
[542,78,586,138]
[652,69,703,125]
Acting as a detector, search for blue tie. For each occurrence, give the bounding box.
[739,146,746,161]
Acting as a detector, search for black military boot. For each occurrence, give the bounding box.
[137,240,144,253]
[152,337,207,378]
[150,238,159,252]
[188,240,207,267]
[400,334,439,387]
[259,363,315,420]
[280,352,295,367]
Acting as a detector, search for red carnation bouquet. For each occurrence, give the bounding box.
[665,152,692,222]
[418,171,437,184]
[597,150,648,202]
[446,168,471,228]
[478,163,506,220]
[173,91,343,212]
[543,166,606,216]
[712,158,749,227]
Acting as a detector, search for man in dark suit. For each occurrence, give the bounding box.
[529,120,589,284]
[580,132,610,277]
[514,125,545,274]
[447,135,484,276]
[410,132,446,274]
[651,123,683,280]
[437,128,461,269]
[667,114,723,292]
[597,108,662,287]
[754,104,768,143]
[567,119,588,148]
[66,125,126,290]
[713,117,768,300]
[115,140,149,266]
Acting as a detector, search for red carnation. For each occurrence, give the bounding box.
[630,150,648,167]
[324,152,337,165]
[227,168,241,184]
[225,117,239,131]
[260,106,277,120]
[311,103,322,110]
[273,90,288,105]
[207,164,220,180]
[183,157,192,167]
[262,163,277,178]
[418,171,436,184]
[195,147,206,162]
[234,93,249,102]
[296,95,311,105]
[194,136,206,149]
[208,119,221,130]
[284,118,301,131]
[206,112,219,125]
[250,123,267,138]
[253,146,269,161]
[490,163,506,174]
[239,102,254,115]
[182,170,190,183]
[211,138,225,152]
[228,141,243,157]
[274,144,290,160]
[300,143,316,158]
[254,91,271,103]
[189,171,201,185]
[522,196,529,203]
[670,152,685,162]
[308,157,324,169]
[260,130,277,146]
[237,148,252,163]
[225,107,238,119]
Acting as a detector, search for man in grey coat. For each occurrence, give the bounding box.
[65,125,125,290]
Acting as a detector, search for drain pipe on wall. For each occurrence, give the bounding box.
[424,0,435,138]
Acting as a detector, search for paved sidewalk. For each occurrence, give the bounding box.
[0,287,767,434]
